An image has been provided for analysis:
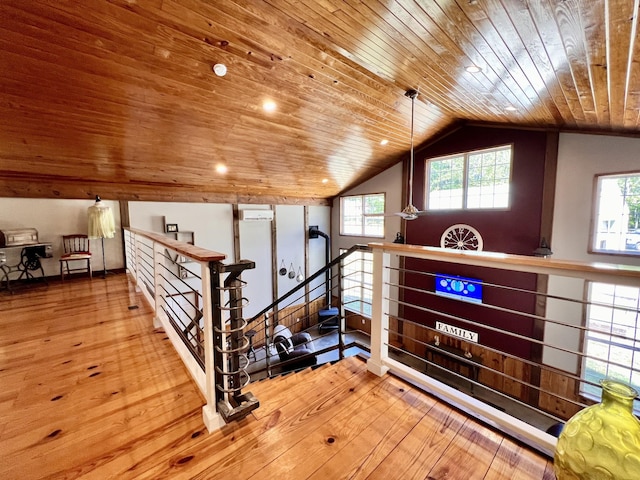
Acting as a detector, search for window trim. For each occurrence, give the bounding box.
[424,144,513,211]
[589,170,640,258]
[339,192,386,238]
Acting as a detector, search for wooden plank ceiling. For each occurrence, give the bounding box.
[0,0,638,204]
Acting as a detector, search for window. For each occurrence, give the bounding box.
[582,282,640,413]
[340,249,373,316]
[426,145,512,210]
[340,193,385,237]
[592,172,640,255]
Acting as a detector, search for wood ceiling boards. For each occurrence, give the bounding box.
[0,0,638,203]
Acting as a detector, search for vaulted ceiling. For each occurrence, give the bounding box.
[0,1,638,205]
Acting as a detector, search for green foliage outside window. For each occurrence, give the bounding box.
[617,175,640,230]
[340,193,385,237]
[427,145,512,210]
[593,172,640,254]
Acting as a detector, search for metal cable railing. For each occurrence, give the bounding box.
[157,248,205,368]
[123,227,640,456]
[383,265,640,415]
[243,245,373,381]
[123,228,259,429]
[365,242,640,457]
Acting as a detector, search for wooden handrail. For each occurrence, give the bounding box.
[125,227,226,263]
[370,242,640,286]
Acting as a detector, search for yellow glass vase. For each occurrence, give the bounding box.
[554,380,640,480]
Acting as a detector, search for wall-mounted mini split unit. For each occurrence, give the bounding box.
[240,209,274,221]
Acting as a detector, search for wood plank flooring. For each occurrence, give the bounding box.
[0,274,555,479]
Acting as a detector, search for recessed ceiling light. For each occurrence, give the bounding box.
[465,65,482,73]
[213,64,227,77]
[380,139,389,145]
[216,164,228,174]
[263,101,277,112]
[504,105,517,112]
[322,178,329,184]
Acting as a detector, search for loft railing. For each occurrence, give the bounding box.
[365,242,640,457]
[123,228,258,430]
[125,228,640,457]
[237,239,640,458]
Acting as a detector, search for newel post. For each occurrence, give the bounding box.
[367,246,390,376]
[201,260,225,431]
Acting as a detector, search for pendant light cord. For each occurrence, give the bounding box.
[408,93,415,207]
[404,89,418,209]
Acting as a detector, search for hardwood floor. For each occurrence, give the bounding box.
[0,274,555,479]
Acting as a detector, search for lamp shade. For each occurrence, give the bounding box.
[87,204,115,239]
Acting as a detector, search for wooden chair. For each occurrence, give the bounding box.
[59,234,92,281]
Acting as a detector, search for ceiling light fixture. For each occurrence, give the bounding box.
[322,178,328,184]
[216,164,228,174]
[393,89,428,220]
[505,105,517,112]
[213,64,227,77]
[263,101,277,112]
[465,65,482,73]
[380,139,389,145]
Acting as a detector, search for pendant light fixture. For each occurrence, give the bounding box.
[394,89,428,220]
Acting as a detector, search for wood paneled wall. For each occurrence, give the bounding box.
[393,317,543,411]
[392,316,591,421]
[345,311,371,335]
[538,369,585,419]
[250,297,326,348]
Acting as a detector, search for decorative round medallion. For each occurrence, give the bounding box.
[440,224,483,251]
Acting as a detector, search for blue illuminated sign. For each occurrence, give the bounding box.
[435,273,483,304]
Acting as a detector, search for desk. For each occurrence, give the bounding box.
[425,341,481,392]
[0,243,52,292]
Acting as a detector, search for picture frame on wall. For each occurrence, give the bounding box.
[179,265,194,279]
[166,223,178,233]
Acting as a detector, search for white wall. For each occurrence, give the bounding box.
[129,201,331,319]
[128,201,234,258]
[0,197,123,277]
[275,205,305,299]
[331,162,403,317]
[309,205,331,300]
[552,133,640,263]
[332,161,403,255]
[544,133,640,372]
[238,204,273,318]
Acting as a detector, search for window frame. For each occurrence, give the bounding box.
[339,192,385,238]
[589,171,640,257]
[424,144,513,211]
